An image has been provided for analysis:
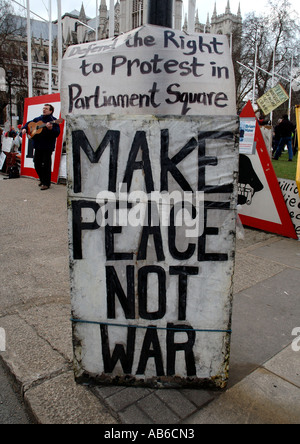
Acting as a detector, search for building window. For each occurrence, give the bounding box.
[132,0,143,29]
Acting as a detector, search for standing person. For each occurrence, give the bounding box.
[0,128,3,151]
[272,118,282,156]
[10,131,21,153]
[22,104,60,190]
[273,114,296,162]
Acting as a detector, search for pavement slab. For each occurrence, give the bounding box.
[24,371,118,424]
[184,366,300,424]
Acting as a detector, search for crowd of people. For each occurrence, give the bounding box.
[258,112,298,162]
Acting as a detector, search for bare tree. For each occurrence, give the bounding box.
[236,0,300,119]
[0,0,28,123]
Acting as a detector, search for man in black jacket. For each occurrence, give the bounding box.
[22,104,60,190]
[273,114,296,161]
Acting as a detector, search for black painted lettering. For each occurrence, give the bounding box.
[166,83,181,104]
[198,131,234,193]
[161,129,197,192]
[166,324,196,376]
[138,266,166,320]
[72,200,100,260]
[190,57,204,77]
[185,39,197,56]
[168,205,196,260]
[144,35,155,47]
[179,61,192,76]
[100,324,136,374]
[137,208,165,261]
[150,54,163,74]
[84,86,101,109]
[148,82,161,108]
[215,92,229,108]
[111,56,127,75]
[72,130,120,193]
[136,327,165,376]
[211,37,224,54]
[198,36,212,53]
[79,59,92,76]
[127,58,140,76]
[123,131,154,193]
[68,84,82,113]
[164,30,180,49]
[164,59,179,74]
[169,267,199,320]
[125,30,155,48]
[106,266,135,319]
[105,225,134,261]
[198,201,230,262]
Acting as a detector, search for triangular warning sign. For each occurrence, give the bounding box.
[238,101,297,239]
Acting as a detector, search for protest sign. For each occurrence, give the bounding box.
[63,25,239,388]
[0,151,6,170]
[61,25,236,118]
[257,83,289,115]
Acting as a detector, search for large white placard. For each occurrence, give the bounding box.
[68,115,238,388]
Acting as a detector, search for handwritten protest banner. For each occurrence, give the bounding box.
[257,83,289,115]
[278,178,300,239]
[61,25,236,118]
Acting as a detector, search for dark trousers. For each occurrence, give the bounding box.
[34,149,53,187]
[274,136,293,161]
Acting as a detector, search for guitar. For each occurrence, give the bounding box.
[27,119,63,139]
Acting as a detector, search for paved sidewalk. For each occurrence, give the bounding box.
[0,177,299,424]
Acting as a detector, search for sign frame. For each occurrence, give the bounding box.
[21,93,65,184]
[63,24,239,389]
[238,101,297,240]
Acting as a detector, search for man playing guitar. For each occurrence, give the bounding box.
[22,104,61,190]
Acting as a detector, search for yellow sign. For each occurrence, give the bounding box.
[296,105,300,196]
[257,83,289,115]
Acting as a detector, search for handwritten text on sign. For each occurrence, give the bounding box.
[61,25,236,117]
[278,178,300,239]
[68,116,238,387]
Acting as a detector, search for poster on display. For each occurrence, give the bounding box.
[1,137,13,153]
[257,83,289,115]
[239,117,256,154]
[238,101,297,240]
[0,151,6,170]
[21,94,65,183]
[63,25,239,388]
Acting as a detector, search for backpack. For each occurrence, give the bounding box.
[7,165,20,179]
